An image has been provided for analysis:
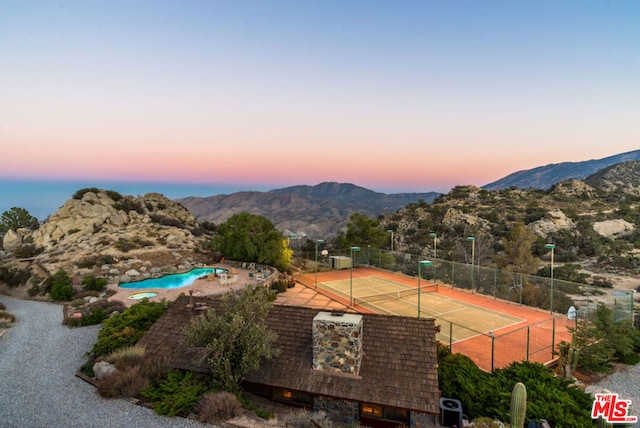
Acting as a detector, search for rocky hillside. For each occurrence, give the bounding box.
[178,182,438,238]
[483,149,640,190]
[1,189,212,298]
[585,160,640,196]
[377,176,640,288]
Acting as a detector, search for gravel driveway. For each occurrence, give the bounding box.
[0,295,210,428]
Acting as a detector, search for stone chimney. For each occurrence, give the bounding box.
[312,311,363,376]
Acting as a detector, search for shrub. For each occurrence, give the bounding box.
[149,214,185,229]
[27,284,42,296]
[105,345,147,371]
[438,353,596,426]
[105,190,123,201]
[115,238,136,252]
[90,299,169,357]
[81,274,107,292]
[49,268,73,301]
[0,310,16,327]
[112,198,144,214]
[77,256,98,268]
[98,254,116,265]
[592,276,613,288]
[13,244,43,258]
[65,307,108,327]
[270,280,288,293]
[72,188,102,199]
[141,370,210,417]
[0,267,31,287]
[194,391,242,423]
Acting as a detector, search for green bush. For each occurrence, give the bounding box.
[72,188,102,199]
[77,256,98,268]
[12,244,44,258]
[270,280,288,293]
[66,307,108,327]
[141,370,210,417]
[115,238,137,252]
[90,299,169,357]
[81,274,108,292]
[105,190,123,201]
[438,354,596,426]
[0,267,31,287]
[49,268,73,301]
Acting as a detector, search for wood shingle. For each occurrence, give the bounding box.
[137,295,440,415]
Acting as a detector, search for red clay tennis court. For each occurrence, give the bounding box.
[296,267,573,372]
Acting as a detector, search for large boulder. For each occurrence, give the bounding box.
[530,209,576,238]
[93,361,119,380]
[2,230,22,252]
[593,219,635,239]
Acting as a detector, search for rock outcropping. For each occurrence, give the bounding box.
[1,189,212,297]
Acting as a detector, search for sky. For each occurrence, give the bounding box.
[1,1,639,218]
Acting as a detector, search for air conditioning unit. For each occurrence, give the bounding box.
[439,397,463,427]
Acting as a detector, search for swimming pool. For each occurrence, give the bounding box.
[118,267,228,290]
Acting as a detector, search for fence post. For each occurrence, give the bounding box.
[551,318,556,361]
[526,326,530,361]
[490,332,495,371]
[449,322,453,351]
[451,263,455,288]
[493,269,497,299]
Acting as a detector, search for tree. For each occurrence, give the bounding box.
[333,212,388,250]
[184,285,280,393]
[211,213,292,272]
[499,223,539,275]
[0,207,39,233]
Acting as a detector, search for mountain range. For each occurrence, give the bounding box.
[177,150,639,238]
[482,149,640,190]
[178,182,439,238]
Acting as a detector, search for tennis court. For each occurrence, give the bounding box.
[321,275,524,343]
[296,267,573,371]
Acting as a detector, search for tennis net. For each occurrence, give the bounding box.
[354,284,437,306]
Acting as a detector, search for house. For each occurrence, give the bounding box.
[137,294,441,427]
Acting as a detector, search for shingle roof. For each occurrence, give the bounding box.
[137,295,440,414]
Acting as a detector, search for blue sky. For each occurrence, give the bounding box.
[1,1,638,218]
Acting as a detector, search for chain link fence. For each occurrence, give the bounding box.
[301,247,635,370]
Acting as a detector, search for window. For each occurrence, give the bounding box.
[361,404,383,417]
[361,403,409,424]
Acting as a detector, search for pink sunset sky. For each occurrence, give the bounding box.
[1,1,639,194]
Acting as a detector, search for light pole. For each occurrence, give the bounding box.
[467,237,475,290]
[387,230,394,252]
[418,260,432,318]
[429,233,437,282]
[545,243,556,314]
[349,246,361,306]
[315,239,325,289]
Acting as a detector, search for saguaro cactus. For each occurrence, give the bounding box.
[510,382,527,428]
[558,332,580,379]
[596,389,613,428]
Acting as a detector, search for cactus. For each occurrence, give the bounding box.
[596,389,613,428]
[558,333,580,379]
[510,382,527,428]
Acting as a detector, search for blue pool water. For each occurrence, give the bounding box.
[118,267,228,290]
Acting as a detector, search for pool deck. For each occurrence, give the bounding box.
[107,264,350,311]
